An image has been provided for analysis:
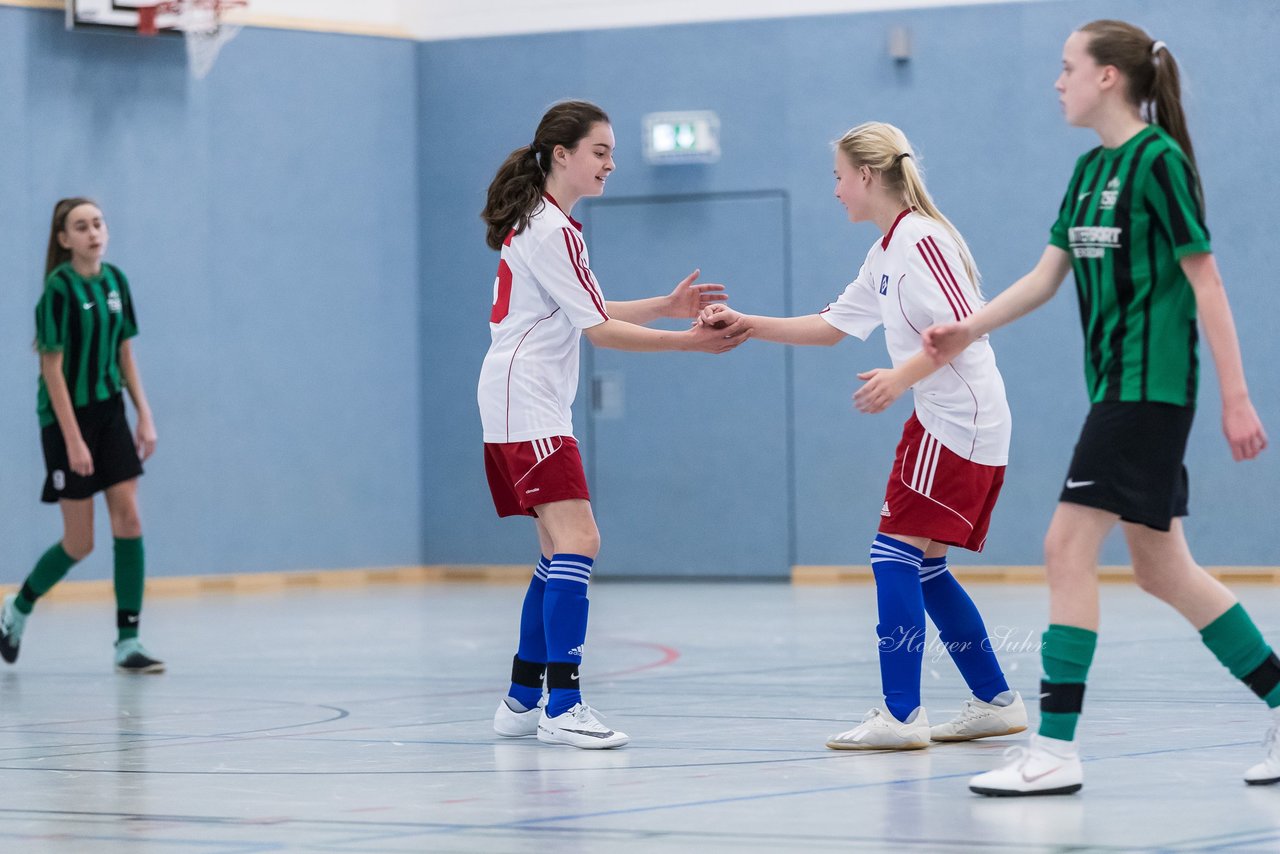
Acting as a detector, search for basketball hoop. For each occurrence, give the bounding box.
[135,0,248,80]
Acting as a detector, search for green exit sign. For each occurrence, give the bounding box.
[642,111,720,164]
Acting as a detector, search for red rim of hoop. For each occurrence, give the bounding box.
[136,0,248,37]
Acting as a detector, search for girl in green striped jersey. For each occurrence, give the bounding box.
[925,20,1275,795]
[0,199,163,674]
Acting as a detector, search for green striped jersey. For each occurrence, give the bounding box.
[1049,124,1210,406]
[34,262,139,426]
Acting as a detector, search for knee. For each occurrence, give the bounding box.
[1042,529,1093,587]
[109,505,143,539]
[562,530,600,560]
[62,536,93,562]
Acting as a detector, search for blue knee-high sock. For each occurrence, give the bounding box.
[544,553,593,717]
[871,534,926,723]
[920,556,1009,703]
[507,556,550,710]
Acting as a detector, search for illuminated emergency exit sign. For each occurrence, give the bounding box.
[642,111,721,164]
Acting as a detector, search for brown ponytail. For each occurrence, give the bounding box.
[481,100,610,251]
[1079,20,1199,184]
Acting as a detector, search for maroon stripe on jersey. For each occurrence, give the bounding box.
[921,236,973,316]
[926,236,973,315]
[562,229,608,319]
[917,240,962,320]
[505,309,561,441]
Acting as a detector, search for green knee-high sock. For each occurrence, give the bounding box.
[1200,603,1280,708]
[1039,623,1098,741]
[15,543,79,614]
[113,537,145,641]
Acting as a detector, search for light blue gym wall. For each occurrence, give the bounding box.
[0,7,422,579]
[419,0,1280,570]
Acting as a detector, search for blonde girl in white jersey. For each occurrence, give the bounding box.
[479,100,750,750]
[704,122,1026,750]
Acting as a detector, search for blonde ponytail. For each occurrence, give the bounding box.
[835,122,982,300]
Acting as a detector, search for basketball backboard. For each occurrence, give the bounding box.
[66,0,181,35]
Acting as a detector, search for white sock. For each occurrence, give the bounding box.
[1033,732,1078,757]
[987,690,1015,707]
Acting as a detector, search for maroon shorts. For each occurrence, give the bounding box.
[878,413,1005,552]
[484,436,590,518]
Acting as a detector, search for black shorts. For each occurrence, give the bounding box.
[41,393,144,503]
[1059,401,1194,531]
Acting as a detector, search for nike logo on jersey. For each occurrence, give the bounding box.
[1076,191,1091,201]
[1065,479,1095,489]
[82,302,95,310]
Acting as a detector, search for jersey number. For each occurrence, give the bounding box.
[490,259,512,323]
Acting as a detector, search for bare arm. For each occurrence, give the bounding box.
[922,246,1073,363]
[606,268,727,325]
[700,306,845,346]
[118,339,158,461]
[40,352,93,476]
[1182,252,1268,461]
[584,315,750,354]
[852,350,942,414]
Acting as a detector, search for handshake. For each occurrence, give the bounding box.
[689,304,752,354]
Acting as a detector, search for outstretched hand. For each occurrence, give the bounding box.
[687,305,751,353]
[667,269,728,318]
[921,321,974,366]
[853,368,906,414]
[697,303,744,329]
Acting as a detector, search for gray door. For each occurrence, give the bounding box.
[578,193,792,577]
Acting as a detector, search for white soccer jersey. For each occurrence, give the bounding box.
[820,210,1011,465]
[478,194,609,444]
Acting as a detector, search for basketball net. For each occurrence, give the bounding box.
[137,0,247,80]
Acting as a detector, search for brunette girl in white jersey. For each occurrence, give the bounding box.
[704,122,1025,750]
[479,100,750,749]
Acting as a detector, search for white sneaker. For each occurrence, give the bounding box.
[1,593,28,664]
[537,703,629,749]
[1245,711,1280,785]
[931,691,1028,742]
[493,697,541,738]
[826,706,930,750]
[969,734,1083,796]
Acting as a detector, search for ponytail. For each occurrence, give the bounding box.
[836,122,982,300]
[1080,20,1201,197]
[482,145,547,251]
[481,100,610,251]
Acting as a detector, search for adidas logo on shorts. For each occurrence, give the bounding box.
[881,501,891,517]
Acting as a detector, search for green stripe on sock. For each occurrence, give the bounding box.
[1200,603,1272,679]
[1200,603,1280,708]
[113,537,145,641]
[1038,624,1098,741]
[17,543,79,613]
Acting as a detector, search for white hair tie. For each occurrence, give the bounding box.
[1151,40,1167,56]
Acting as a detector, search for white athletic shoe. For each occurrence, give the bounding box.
[493,697,542,738]
[931,691,1028,742]
[537,703,629,749]
[1245,711,1280,785]
[969,734,1083,796]
[826,706,930,750]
